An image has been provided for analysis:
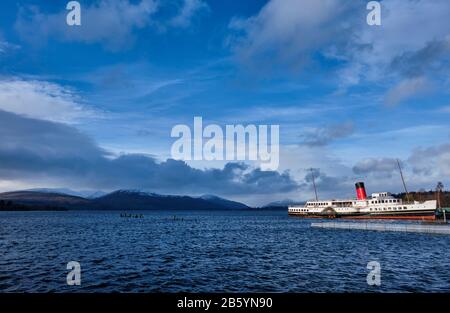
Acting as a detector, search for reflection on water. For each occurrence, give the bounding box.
[1,210,450,292]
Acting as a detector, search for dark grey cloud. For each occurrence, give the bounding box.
[352,158,399,178]
[384,39,450,106]
[300,122,353,147]
[0,110,299,196]
[303,168,353,197]
[408,144,450,176]
[390,38,450,78]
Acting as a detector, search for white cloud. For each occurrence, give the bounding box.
[15,0,159,50]
[170,0,208,28]
[228,0,450,94]
[15,0,209,50]
[0,78,95,123]
[0,40,20,54]
[228,0,358,73]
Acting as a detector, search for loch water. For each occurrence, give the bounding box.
[1,210,450,292]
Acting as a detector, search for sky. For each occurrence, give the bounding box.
[0,0,450,206]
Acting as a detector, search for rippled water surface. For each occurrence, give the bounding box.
[1,210,450,292]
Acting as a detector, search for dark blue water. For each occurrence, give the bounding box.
[1,210,450,292]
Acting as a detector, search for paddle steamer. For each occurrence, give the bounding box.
[288,182,437,220]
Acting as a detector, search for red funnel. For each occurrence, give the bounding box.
[355,182,367,200]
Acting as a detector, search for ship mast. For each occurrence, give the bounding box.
[397,159,411,202]
[310,168,319,201]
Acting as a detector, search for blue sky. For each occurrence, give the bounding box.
[0,0,450,206]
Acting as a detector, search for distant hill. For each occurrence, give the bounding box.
[0,190,250,211]
[263,199,304,208]
[0,191,89,209]
[26,188,107,199]
[0,198,67,211]
[91,190,249,210]
[199,194,249,209]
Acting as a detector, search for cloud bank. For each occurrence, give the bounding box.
[0,110,299,196]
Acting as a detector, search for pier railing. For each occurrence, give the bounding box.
[311,222,450,235]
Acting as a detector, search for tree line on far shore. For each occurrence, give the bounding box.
[393,190,450,207]
[0,200,67,211]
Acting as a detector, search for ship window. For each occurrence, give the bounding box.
[404,207,407,210]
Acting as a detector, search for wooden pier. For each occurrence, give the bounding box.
[311,222,450,235]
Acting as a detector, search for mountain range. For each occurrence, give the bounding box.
[0,189,251,211]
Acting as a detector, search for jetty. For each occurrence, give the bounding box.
[311,222,450,235]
